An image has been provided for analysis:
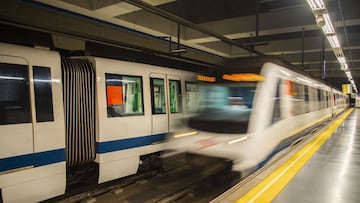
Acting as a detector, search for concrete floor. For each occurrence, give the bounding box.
[273,109,360,203]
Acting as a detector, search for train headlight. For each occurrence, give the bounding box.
[173,131,198,138]
[228,136,248,144]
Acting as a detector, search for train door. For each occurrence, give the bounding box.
[0,55,34,171]
[168,75,183,132]
[150,73,168,134]
[150,74,184,135]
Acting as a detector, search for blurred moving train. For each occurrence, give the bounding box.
[356,96,360,107]
[169,56,348,177]
[0,42,199,203]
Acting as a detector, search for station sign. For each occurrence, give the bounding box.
[342,84,352,94]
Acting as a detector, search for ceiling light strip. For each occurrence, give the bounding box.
[306,0,358,93]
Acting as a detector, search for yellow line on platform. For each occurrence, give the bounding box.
[236,109,354,203]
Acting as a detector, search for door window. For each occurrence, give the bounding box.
[33,66,54,122]
[0,62,31,125]
[150,78,166,114]
[169,80,182,113]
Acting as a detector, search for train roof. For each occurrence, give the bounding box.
[223,56,304,75]
[200,55,311,80]
[203,56,342,91]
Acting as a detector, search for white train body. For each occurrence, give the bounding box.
[0,42,197,202]
[91,57,196,183]
[356,96,360,108]
[169,57,348,177]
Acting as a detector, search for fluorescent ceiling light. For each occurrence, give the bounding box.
[327,35,340,48]
[307,0,358,93]
[345,71,351,77]
[337,56,346,64]
[321,14,336,34]
[341,63,348,71]
[333,48,344,57]
[306,0,325,10]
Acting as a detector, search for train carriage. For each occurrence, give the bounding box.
[0,43,66,202]
[0,42,197,203]
[0,43,348,202]
[169,56,347,177]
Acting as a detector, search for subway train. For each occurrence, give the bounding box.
[0,42,199,203]
[356,95,360,108]
[168,56,348,178]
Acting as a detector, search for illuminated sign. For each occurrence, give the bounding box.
[222,73,265,82]
[342,84,351,94]
[197,75,216,82]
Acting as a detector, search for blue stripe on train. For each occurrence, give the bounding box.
[0,133,167,172]
[0,148,65,172]
[256,125,318,169]
[96,133,167,154]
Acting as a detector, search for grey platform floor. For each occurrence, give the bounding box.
[273,109,360,203]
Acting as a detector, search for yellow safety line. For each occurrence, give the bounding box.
[236,109,354,203]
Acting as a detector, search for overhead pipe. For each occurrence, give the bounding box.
[123,0,265,56]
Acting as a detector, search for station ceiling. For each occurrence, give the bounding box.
[1,0,359,91]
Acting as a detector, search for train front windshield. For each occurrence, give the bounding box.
[188,82,257,134]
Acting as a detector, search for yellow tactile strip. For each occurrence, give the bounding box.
[236,109,353,203]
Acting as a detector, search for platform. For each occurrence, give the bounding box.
[212,108,359,203]
[273,108,360,203]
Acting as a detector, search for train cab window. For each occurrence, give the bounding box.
[150,78,166,114]
[188,82,257,134]
[185,82,198,113]
[33,66,54,122]
[0,63,31,125]
[169,80,182,113]
[105,73,144,117]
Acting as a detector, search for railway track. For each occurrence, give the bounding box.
[43,119,334,203]
[47,154,238,203]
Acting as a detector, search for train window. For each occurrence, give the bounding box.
[185,82,198,113]
[33,66,54,122]
[322,90,327,109]
[150,78,166,114]
[105,73,144,117]
[322,92,324,107]
[317,89,321,110]
[292,82,305,115]
[0,63,31,125]
[272,79,281,124]
[326,91,331,108]
[169,80,182,113]
[304,86,310,113]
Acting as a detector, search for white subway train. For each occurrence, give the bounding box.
[169,56,348,177]
[0,42,198,203]
[356,96,360,107]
